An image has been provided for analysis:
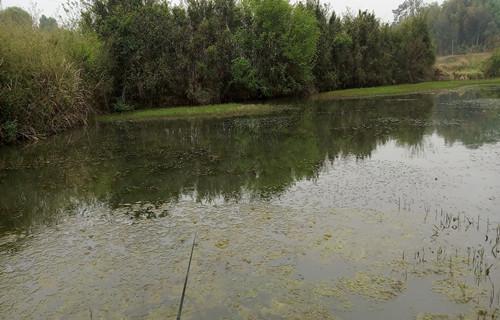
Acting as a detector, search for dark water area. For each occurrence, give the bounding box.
[1,86,500,319]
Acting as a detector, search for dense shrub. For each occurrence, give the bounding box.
[231,0,319,98]
[392,15,435,83]
[80,0,435,104]
[484,50,500,78]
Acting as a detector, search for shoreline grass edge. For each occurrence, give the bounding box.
[97,103,286,122]
[314,78,500,100]
[98,79,500,122]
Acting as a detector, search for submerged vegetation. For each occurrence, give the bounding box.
[1,85,500,318]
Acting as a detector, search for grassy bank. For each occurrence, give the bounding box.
[98,103,287,122]
[99,79,500,122]
[313,78,500,100]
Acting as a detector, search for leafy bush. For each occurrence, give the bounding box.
[113,100,135,113]
[484,50,500,78]
[0,120,18,143]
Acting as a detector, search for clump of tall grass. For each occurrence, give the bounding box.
[435,52,492,80]
[0,19,110,144]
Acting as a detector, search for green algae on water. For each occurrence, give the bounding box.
[337,272,406,302]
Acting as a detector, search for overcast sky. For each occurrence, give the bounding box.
[1,0,442,22]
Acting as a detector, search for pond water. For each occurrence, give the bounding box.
[1,86,500,319]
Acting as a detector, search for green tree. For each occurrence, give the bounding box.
[39,15,58,31]
[393,15,435,82]
[232,0,319,98]
[302,0,336,91]
[393,0,425,23]
[415,0,500,55]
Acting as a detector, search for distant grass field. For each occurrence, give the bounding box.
[435,52,493,80]
[99,78,500,122]
[313,78,500,100]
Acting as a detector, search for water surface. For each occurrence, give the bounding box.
[1,87,500,319]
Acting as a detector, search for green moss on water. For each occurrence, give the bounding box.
[416,309,500,320]
[98,103,286,122]
[215,239,230,249]
[337,272,406,301]
[314,78,500,100]
[416,314,455,320]
[432,277,485,304]
[260,298,338,320]
[313,284,353,310]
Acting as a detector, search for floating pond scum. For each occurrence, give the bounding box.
[1,86,500,319]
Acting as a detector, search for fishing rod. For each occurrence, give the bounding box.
[176,232,197,320]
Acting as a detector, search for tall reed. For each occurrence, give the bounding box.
[0,21,109,144]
